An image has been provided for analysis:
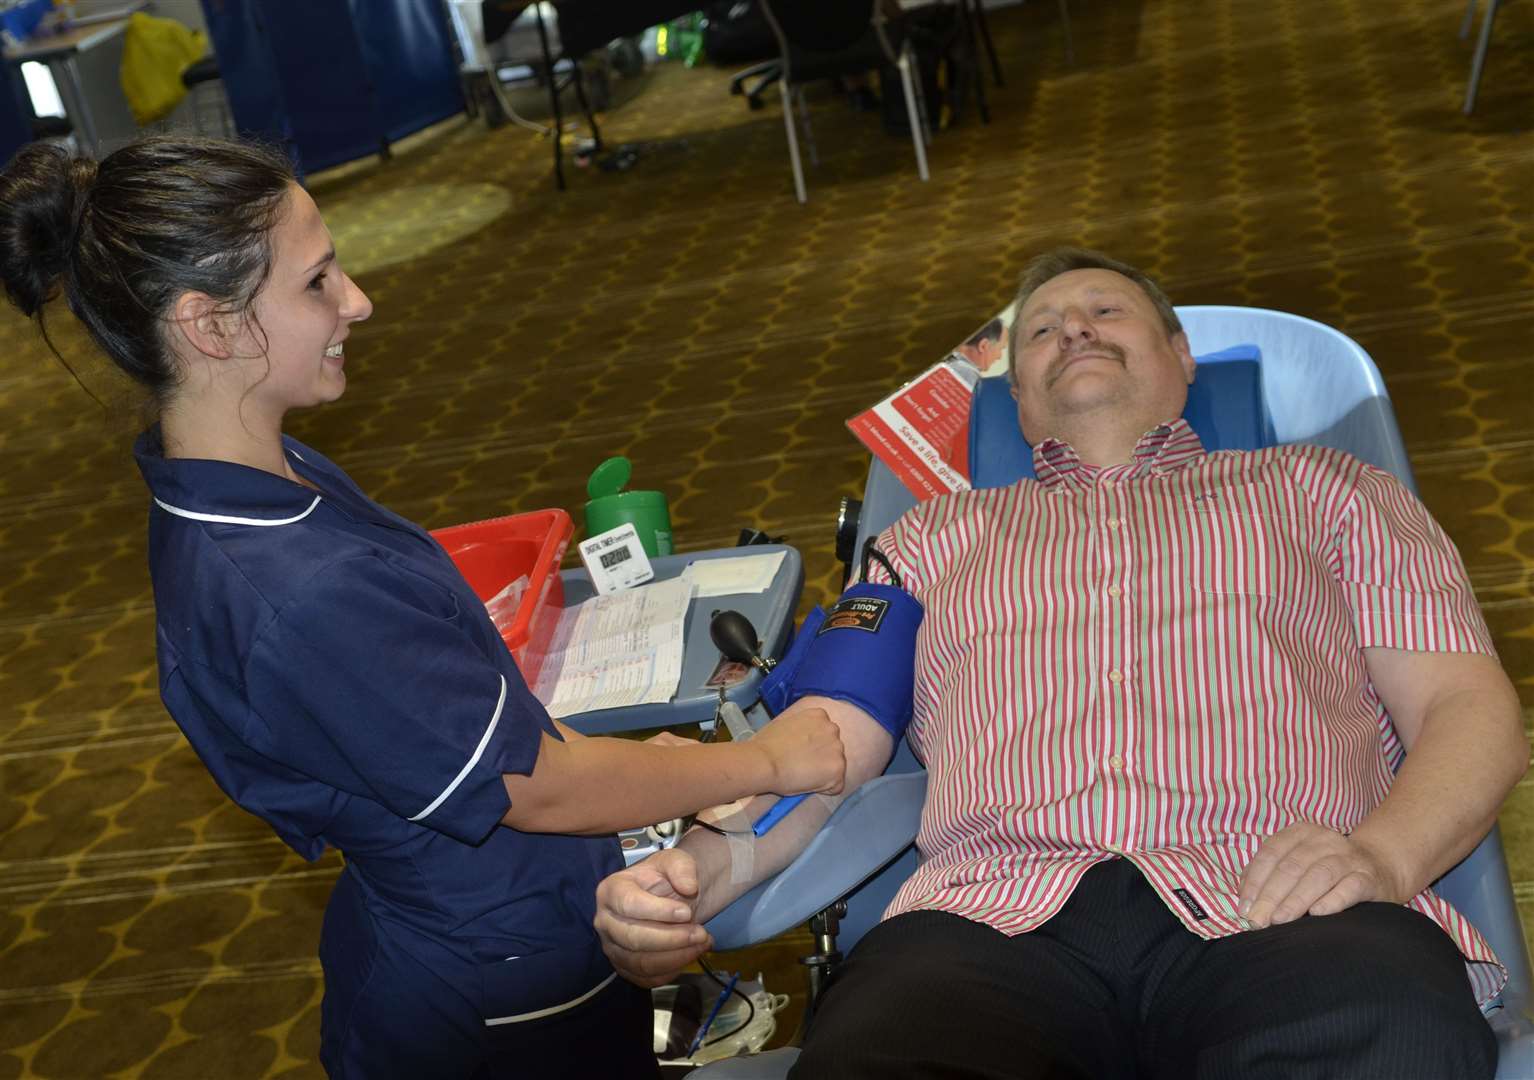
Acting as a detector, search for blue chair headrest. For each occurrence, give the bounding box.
[968,345,1276,489]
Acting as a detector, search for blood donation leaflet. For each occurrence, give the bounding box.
[846,357,981,500]
[845,307,1014,502]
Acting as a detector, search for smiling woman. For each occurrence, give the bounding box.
[0,135,847,1079]
[155,181,374,473]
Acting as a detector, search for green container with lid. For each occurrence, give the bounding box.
[583,456,673,558]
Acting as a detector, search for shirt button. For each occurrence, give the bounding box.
[1107,586,1122,598]
[1106,518,1122,529]
[1109,755,1124,769]
[1108,670,1124,684]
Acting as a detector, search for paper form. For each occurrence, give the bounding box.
[680,551,786,598]
[532,577,694,718]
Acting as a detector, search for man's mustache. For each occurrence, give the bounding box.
[1045,343,1126,388]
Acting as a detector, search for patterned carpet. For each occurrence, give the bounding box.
[1,0,1530,1075]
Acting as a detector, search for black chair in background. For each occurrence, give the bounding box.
[758,0,930,203]
[482,0,696,189]
[709,1,782,110]
[730,58,781,110]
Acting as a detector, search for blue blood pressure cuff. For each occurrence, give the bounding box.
[759,582,923,741]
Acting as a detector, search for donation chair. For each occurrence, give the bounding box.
[690,306,1534,1078]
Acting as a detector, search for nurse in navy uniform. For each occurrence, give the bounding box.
[0,136,846,1079]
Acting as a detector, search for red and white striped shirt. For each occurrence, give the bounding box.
[870,419,1504,1004]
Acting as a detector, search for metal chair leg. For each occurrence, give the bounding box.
[569,59,603,152]
[1459,0,1478,40]
[961,0,992,123]
[780,80,808,203]
[909,44,933,147]
[1059,0,1076,66]
[970,0,1004,86]
[897,45,930,182]
[1463,0,1501,114]
[532,5,566,191]
[796,86,818,167]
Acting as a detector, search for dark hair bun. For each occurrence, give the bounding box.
[0,143,98,316]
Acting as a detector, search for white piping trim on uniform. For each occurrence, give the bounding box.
[483,972,617,1027]
[410,674,507,823]
[154,495,321,527]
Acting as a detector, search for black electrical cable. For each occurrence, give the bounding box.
[860,536,903,589]
[697,956,757,1048]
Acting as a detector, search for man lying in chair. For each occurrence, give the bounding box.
[595,248,1526,1078]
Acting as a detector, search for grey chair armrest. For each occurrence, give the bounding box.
[704,770,927,951]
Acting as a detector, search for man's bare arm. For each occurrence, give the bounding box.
[684,697,896,921]
[1241,649,1526,927]
[594,695,895,985]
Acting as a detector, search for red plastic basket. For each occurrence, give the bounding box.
[431,508,573,685]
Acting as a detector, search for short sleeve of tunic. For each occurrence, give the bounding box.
[243,554,542,845]
[1331,463,1496,656]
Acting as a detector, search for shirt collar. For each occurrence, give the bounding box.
[1031,418,1206,490]
[133,427,322,527]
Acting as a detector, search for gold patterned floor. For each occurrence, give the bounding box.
[1,0,1531,1075]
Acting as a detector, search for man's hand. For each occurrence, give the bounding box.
[750,704,847,796]
[1239,822,1408,929]
[594,849,713,988]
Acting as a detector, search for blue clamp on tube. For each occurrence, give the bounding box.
[687,971,739,1056]
[752,795,802,837]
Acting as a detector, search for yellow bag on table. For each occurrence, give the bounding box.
[119,12,208,126]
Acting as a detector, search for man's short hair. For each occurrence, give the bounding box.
[1006,248,1183,385]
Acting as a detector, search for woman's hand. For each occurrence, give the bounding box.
[749,704,847,796]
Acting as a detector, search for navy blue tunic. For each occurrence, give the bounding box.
[134,429,623,1031]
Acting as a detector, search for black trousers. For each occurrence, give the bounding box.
[791,860,1495,1079]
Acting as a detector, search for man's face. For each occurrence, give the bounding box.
[1011,268,1195,446]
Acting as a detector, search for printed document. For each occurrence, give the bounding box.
[532,577,693,718]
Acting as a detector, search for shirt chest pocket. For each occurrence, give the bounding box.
[1182,488,1312,598]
